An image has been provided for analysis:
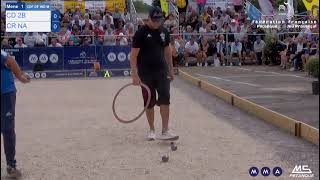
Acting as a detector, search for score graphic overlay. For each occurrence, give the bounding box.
[5,2,59,32]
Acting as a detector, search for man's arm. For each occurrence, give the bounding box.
[164,45,173,71]
[4,54,30,83]
[130,48,140,75]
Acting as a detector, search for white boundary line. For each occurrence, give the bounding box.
[196,73,261,87]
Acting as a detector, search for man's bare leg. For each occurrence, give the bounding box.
[146,107,155,131]
[160,105,169,133]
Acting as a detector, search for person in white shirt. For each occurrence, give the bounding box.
[216,35,226,65]
[14,38,27,48]
[184,37,199,66]
[118,33,128,46]
[24,32,37,47]
[36,32,48,46]
[164,13,178,29]
[230,39,242,65]
[104,27,116,46]
[253,36,266,65]
[48,38,63,47]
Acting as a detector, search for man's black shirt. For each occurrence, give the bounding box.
[132,25,170,76]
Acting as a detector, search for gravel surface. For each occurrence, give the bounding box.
[1,77,318,180]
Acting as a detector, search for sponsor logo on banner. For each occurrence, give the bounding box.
[108,52,117,62]
[118,52,126,62]
[123,70,129,76]
[35,72,41,79]
[29,54,38,64]
[80,51,86,58]
[41,72,47,78]
[28,72,34,78]
[39,54,49,63]
[290,165,314,178]
[50,54,59,63]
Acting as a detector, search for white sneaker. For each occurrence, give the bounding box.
[204,62,208,67]
[185,63,188,67]
[147,130,156,141]
[158,130,179,141]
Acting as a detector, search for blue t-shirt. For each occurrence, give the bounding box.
[1,50,16,95]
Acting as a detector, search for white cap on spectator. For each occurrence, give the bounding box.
[231,19,236,23]
[119,33,124,36]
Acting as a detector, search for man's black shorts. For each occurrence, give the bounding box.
[140,72,170,109]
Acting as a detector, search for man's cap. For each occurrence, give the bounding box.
[149,6,164,20]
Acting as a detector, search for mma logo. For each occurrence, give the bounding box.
[290,165,314,178]
[107,52,116,62]
[118,52,126,62]
[50,54,59,64]
[29,54,38,64]
[80,51,86,58]
[39,54,48,63]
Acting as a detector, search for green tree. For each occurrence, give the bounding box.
[133,0,152,13]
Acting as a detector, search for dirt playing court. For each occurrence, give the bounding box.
[1,77,319,180]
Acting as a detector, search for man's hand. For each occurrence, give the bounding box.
[18,73,31,83]
[131,71,141,86]
[167,69,174,81]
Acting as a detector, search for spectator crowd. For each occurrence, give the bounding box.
[1,1,319,71]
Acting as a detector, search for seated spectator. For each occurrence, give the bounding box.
[184,36,199,67]
[115,20,126,35]
[241,36,255,64]
[73,6,82,17]
[34,38,46,47]
[253,36,266,65]
[24,32,37,47]
[80,13,94,28]
[117,33,128,46]
[216,35,227,65]
[93,13,102,26]
[198,37,210,66]
[48,38,63,47]
[230,39,242,65]
[183,25,194,42]
[36,32,48,46]
[113,6,124,29]
[170,37,184,66]
[164,13,177,30]
[71,24,81,36]
[102,13,114,29]
[70,15,81,31]
[1,39,13,48]
[93,21,104,39]
[57,27,71,45]
[65,39,74,47]
[290,37,307,71]
[69,34,81,46]
[82,18,94,31]
[61,13,71,28]
[80,26,93,45]
[125,23,135,44]
[199,21,207,33]
[104,27,116,46]
[14,38,27,48]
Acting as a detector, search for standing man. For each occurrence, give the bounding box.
[1,50,30,178]
[130,6,179,141]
